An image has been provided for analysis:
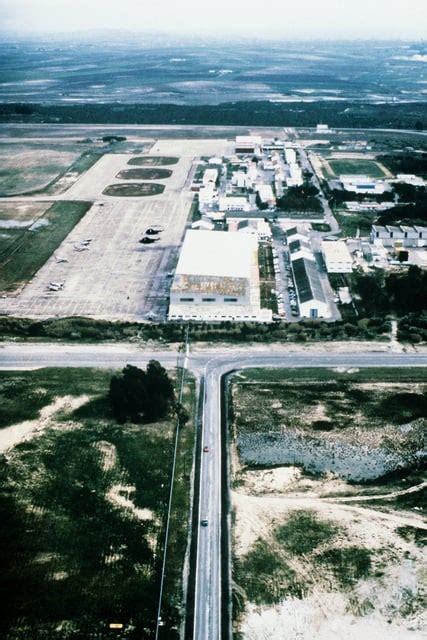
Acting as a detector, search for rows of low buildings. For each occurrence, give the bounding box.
[195,135,305,219]
[371,225,427,248]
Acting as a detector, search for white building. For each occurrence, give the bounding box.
[168,230,271,322]
[235,136,262,154]
[371,225,427,248]
[286,163,303,187]
[256,184,276,207]
[247,163,259,183]
[192,217,215,231]
[229,218,272,241]
[321,240,353,273]
[203,168,218,187]
[317,124,329,133]
[218,195,250,212]
[285,147,297,165]
[396,174,425,187]
[341,175,386,195]
[198,185,217,210]
[232,170,250,189]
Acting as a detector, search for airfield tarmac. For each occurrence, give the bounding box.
[0,143,234,321]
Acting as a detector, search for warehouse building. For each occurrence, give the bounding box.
[371,225,427,248]
[292,257,330,319]
[168,230,271,322]
[321,240,353,273]
[218,195,250,212]
[284,226,331,318]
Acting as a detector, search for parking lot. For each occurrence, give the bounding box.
[0,150,195,321]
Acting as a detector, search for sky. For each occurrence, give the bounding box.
[0,0,426,39]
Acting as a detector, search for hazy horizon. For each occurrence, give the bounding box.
[0,0,426,40]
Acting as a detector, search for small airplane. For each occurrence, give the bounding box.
[47,281,64,291]
[55,255,68,263]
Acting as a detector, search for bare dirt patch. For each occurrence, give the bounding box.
[233,492,426,639]
[0,394,90,452]
[107,483,154,521]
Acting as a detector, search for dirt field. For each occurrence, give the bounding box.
[230,369,427,640]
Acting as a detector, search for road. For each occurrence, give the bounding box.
[1,342,426,640]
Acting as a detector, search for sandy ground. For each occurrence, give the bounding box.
[107,484,153,521]
[0,394,90,452]
[233,465,426,639]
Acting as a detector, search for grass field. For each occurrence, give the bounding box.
[335,210,377,237]
[128,156,178,167]
[0,146,79,195]
[0,366,196,639]
[327,159,387,178]
[116,168,173,180]
[231,367,427,435]
[0,202,51,259]
[0,201,91,293]
[103,183,165,197]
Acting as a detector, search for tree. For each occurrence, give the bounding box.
[108,361,175,423]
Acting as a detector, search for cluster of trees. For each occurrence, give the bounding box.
[1,101,425,130]
[377,184,427,226]
[352,266,427,316]
[398,312,427,343]
[327,187,394,207]
[378,153,427,178]
[277,183,322,213]
[109,361,176,423]
[0,314,394,345]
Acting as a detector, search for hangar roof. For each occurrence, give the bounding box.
[175,230,257,280]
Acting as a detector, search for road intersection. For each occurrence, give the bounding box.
[1,342,426,639]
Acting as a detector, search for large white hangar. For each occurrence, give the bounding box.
[168,230,271,322]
